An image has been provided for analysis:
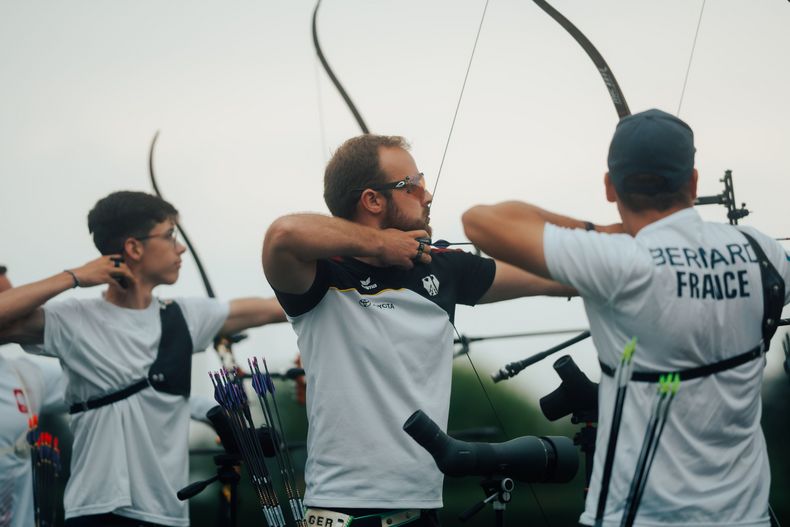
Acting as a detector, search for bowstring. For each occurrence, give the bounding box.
[451,321,551,526]
[431,0,491,202]
[677,0,707,117]
[433,0,509,438]
[451,322,508,437]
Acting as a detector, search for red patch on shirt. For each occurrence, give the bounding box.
[13,388,28,413]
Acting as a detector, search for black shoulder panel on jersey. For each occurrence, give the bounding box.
[275,251,495,322]
[274,259,331,317]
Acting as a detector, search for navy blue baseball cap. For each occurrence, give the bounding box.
[607,109,696,194]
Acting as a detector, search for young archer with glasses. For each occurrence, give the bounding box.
[0,191,286,527]
[262,134,575,527]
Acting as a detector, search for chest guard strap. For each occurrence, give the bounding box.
[69,300,193,414]
[740,231,785,348]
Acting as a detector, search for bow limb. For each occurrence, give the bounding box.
[148,131,216,297]
[312,0,370,134]
[452,3,630,441]
[532,0,631,119]
[148,131,241,372]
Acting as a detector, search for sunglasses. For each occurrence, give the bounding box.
[353,173,429,200]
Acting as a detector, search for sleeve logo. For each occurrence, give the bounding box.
[360,277,378,290]
[421,274,440,296]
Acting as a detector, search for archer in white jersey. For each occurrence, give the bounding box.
[263,134,574,526]
[463,109,789,526]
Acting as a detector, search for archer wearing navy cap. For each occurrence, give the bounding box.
[608,108,697,197]
[463,108,789,526]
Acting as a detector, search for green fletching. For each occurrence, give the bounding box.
[658,372,681,394]
[659,374,670,394]
[670,373,681,394]
[622,337,637,362]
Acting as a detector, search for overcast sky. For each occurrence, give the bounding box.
[2,1,788,400]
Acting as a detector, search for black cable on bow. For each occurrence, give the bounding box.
[312,0,370,134]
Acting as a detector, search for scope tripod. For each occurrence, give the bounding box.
[571,409,597,498]
[459,476,515,527]
[177,453,241,527]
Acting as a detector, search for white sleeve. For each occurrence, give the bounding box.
[174,298,230,353]
[21,299,81,359]
[543,223,647,304]
[189,395,218,423]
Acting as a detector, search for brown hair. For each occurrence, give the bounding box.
[88,191,178,255]
[618,174,693,212]
[324,135,410,219]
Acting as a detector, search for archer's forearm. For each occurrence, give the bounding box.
[495,201,588,229]
[264,213,387,262]
[0,272,73,328]
[222,297,287,335]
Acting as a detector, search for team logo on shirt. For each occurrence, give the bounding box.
[358,298,395,310]
[421,274,440,296]
[360,277,378,290]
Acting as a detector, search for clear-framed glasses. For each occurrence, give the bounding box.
[135,228,179,248]
[352,172,428,199]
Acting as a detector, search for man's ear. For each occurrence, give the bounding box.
[604,172,617,203]
[689,169,698,201]
[357,189,387,216]
[122,237,144,263]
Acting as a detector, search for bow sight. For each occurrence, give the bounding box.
[694,169,750,225]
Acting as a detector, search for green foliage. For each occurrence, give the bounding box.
[442,362,586,526]
[34,355,790,526]
[183,367,789,526]
[762,374,790,520]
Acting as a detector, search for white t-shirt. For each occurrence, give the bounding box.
[274,252,495,509]
[23,296,228,526]
[0,355,66,527]
[544,208,790,527]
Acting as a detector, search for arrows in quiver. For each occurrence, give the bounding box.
[249,357,306,527]
[26,414,61,527]
[210,359,306,527]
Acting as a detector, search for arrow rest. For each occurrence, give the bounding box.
[694,170,750,225]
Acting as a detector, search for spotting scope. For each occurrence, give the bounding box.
[403,410,578,483]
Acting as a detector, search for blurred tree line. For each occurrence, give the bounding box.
[38,356,789,526]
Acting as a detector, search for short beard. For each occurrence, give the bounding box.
[382,200,432,236]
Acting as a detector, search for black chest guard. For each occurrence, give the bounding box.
[147,300,194,397]
[69,300,194,414]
